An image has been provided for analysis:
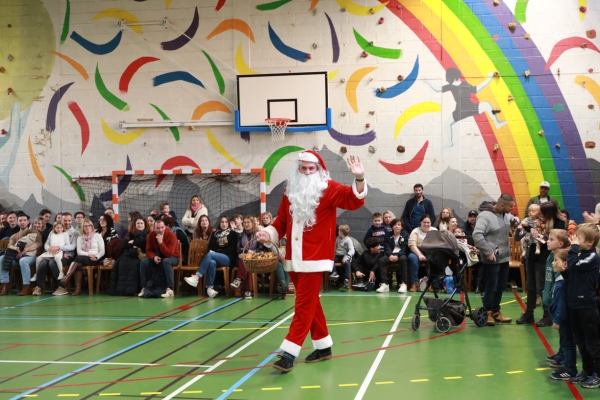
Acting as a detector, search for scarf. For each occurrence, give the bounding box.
[190,204,202,214]
[82,232,94,252]
[242,230,257,251]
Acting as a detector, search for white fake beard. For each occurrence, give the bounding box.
[285,165,328,229]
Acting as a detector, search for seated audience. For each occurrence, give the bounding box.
[159,202,178,226]
[352,237,389,292]
[32,217,50,245]
[464,210,478,243]
[230,214,243,233]
[53,219,104,296]
[0,213,42,295]
[231,215,265,299]
[97,214,119,251]
[436,207,454,231]
[38,209,53,238]
[382,211,396,232]
[363,213,390,254]
[105,207,125,238]
[447,217,459,234]
[32,222,69,292]
[561,209,576,236]
[74,211,85,231]
[162,215,189,265]
[331,224,354,291]
[38,213,79,282]
[0,211,19,239]
[407,214,438,292]
[139,219,180,298]
[182,195,207,240]
[0,211,7,226]
[384,218,409,293]
[54,213,62,223]
[261,212,273,228]
[193,215,214,241]
[184,215,239,298]
[147,214,160,231]
[108,217,149,296]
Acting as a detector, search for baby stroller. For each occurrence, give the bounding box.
[410,231,487,333]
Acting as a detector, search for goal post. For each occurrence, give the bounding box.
[75,169,266,225]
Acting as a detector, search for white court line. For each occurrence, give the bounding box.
[163,312,295,400]
[354,297,411,400]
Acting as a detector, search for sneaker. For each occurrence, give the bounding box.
[581,373,600,388]
[57,271,64,280]
[305,347,332,363]
[32,287,42,296]
[549,360,564,368]
[569,371,589,384]
[339,279,349,292]
[516,312,534,324]
[547,353,564,363]
[161,288,174,298]
[244,290,252,300]
[329,271,339,279]
[365,282,376,291]
[376,283,389,293]
[30,274,37,282]
[138,288,145,297]
[398,283,407,293]
[352,281,366,290]
[52,287,67,296]
[536,316,553,327]
[230,278,242,288]
[207,287,218,298]
[184,274,200,288]
[509,280,517,289]
[273,354,294,373]
[551,369,576,381]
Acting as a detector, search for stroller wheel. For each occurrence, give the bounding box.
[473,307,488,327]
[435,316,451,333]
[411,313,420,331]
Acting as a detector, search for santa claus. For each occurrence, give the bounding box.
[257,150,367,372]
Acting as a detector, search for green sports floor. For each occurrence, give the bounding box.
[0,288,590,400]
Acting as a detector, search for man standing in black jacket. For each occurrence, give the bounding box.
[401,184,435,232]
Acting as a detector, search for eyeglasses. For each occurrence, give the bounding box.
[84,224,93,227]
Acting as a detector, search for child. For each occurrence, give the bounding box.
[363,213,392,254]
[549,248,577,380]
[331,225,355,291]
[352,237,389,292]
[230,214,243,234]
[384,219,409,293]
[159,202,178,225]
[33,222,69,281]
[564,223,600,387]
[517,204,544,257]
[454,227,480,266]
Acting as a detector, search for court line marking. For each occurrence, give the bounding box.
[10,299,243,400]
[354,297,411,400]
[0,296,56,310]
[164,312,294,400]
[0,361,170,367]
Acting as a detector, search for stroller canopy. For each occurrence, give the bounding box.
[419,230,460,258]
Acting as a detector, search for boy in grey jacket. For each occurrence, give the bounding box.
[472,194,516,326]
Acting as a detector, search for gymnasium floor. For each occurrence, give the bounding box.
[0,288,590,400]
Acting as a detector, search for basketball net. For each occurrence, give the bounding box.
[266,118,290,142]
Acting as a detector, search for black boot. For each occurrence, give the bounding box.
[273,354,294,373]
[516,311,535,324]
[305,347,332,363]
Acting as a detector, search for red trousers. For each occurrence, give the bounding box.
[280,271,332,357]
[236,259,253,291]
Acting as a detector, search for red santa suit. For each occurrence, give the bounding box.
[263,151,367,358]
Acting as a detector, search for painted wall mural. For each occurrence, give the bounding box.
[0,0,599,237]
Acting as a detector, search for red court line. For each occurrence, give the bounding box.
[32,373,57,377]
[176,361,199,365]
[513,292,582,400]
[360,336,374,340]
[107,368,131,371]
[240,354,260,358]
[0,344,21,352]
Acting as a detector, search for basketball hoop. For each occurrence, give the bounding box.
[265,118,290,141]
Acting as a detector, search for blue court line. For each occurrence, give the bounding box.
[216,349,280,400]
[0,296,56,311]
[11,298,242,400]
[0,316,291,324]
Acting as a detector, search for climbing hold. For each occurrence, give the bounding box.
[365,123,370,128]
[340,111,346,116]
[581,43,587,49]
[587,30,596,39]
[397,75,404,81]
[493,0,500,5]
[379,87,386,93]
[340,146,347,154]
[361,51,368,58]
[555,143,561,149]
[508,22,517,30]
[369,111,375,115]
[340,78,346,83]
[6,54,13,62]
[0,67,4,73]
[589,104,595,109]
[538,130,544,136]
[493,144,499,152]
[7,87,13,95]
[589,68,594,73]
[397,145,405,153]
[493,71,500,78]
[312,43,318,49]
[378,17,384,25]
[0,129,7,135]
[524,33,530,40]
[585,141,596,149]
[524,70,531,78]
[368,145,377,153]
[557,68,561,76]
[508,95,514,101]
[306,54,311,60]
[369,8,375,14]
[492,109,501,114]
[580,6,587,13]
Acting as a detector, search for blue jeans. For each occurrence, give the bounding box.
[333,255,351,280]
[407,252,421,285]
[559,321,577,375]
[197,251,230,288]
[482,262,509,313]
[0,255,36,285]
[140,256,178,288]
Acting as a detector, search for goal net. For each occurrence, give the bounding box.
[75,169,266,225]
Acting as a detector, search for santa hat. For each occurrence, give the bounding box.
[298,150,327,172]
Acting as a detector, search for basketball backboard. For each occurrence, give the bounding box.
[235,71,332,132]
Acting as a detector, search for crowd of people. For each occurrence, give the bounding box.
[2,175,600,384]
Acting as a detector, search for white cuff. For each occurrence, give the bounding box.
[352,179,368,200]
[280,339,302,357]
[312,335,333,350]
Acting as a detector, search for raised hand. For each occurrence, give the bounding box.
[346,154,364,179]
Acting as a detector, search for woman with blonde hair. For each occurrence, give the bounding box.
[231,215,266,299]
[435,207,454,231]
[182,195,208,240]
